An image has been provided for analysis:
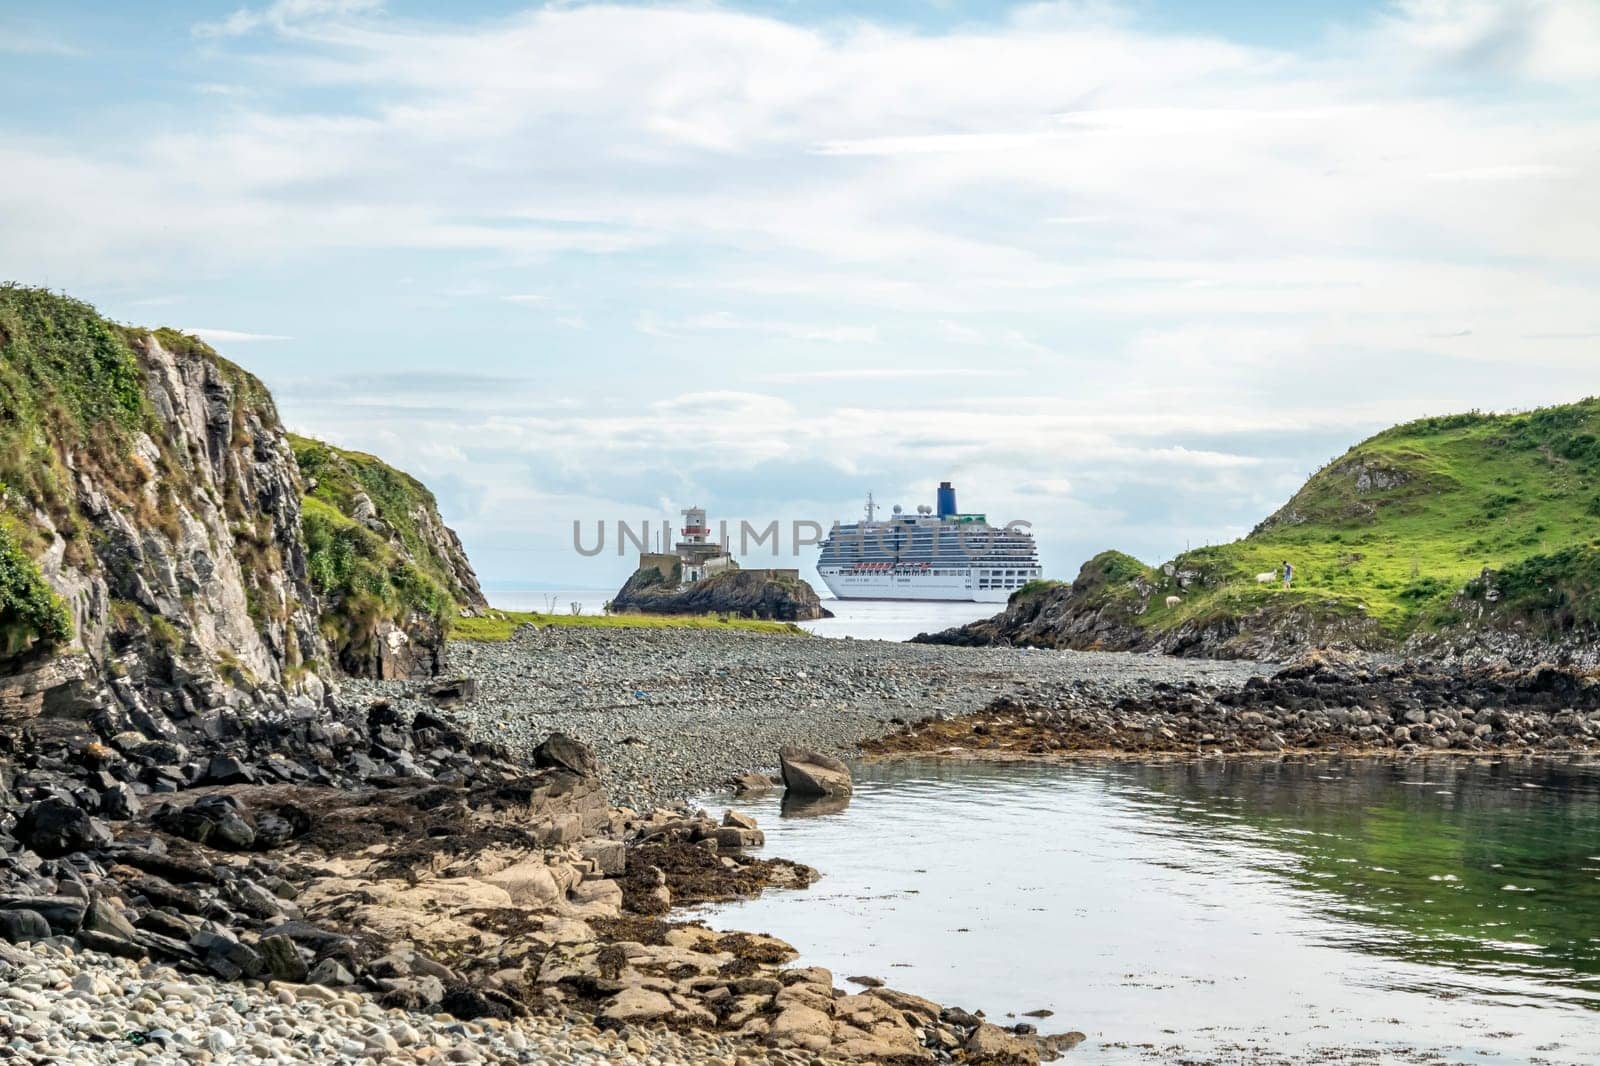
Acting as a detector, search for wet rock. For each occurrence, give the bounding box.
[16,798,113,857]
[193,928,264,980]
[425,678,478,708]
[308,957,355,987]
[77,898,145,959]
[99,782,141,821]
[778,746,852,798]
[203,754,257,785]
[157,795,256,850]
[731,772,778,797]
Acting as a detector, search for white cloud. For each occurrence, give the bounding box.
[4,0,1599,585]
[195,0,384,39]
[636,310,878,344]
[759,367,1013,383]
[182,327,291,343]
[1375,0,1600,83]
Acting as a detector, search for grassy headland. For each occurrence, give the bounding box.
[946,399,1600,655]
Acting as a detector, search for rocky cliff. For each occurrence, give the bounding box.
[919,399,1600,666]
[0,286,481,734]
[290,435,486,679]
[610,567,832,621]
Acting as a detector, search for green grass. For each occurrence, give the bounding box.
[0,519,71,658]
[301,496,456,664]
[0,285,152,556]
[290,434,480,608]
[1078,397,1600,643]
[452,607,805,641]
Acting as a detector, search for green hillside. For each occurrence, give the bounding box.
[291,435,485,608]
[1018,400,1600,650]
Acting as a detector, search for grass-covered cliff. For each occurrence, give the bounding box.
[0,285,487,724]
[289,435,486,675]
[923,400,1600,663]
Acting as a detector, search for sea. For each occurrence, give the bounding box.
[476,587,995,642]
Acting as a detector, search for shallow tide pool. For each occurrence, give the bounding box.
[693,757,1600,1064]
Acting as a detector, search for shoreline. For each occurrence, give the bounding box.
[7,628,1599,1065]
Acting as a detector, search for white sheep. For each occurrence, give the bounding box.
[1165,595,1182,608]
[1255,571,1277,584]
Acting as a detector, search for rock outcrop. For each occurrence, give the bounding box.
[0,287,482,731]
[610,567,831,622]
[779,745,853,798]
[867,653,1600,759]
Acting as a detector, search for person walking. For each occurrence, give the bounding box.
[1282,560,1294,589]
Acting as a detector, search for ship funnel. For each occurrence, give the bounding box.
[936,481,957,518]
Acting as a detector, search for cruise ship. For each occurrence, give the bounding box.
[816,482,1042,602]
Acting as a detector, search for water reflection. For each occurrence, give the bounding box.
[1112,757,1600,1004]
[693,756,1600,1065]
[781,792,853,818]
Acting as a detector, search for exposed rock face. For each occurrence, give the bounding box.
[2,329,331,730]
[610,567,831,621]
[779,745,853,798]
[2,292,481,730]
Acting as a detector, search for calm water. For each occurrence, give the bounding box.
[480,586,991,641]
[693,758,1600,1064]
[798,598,997,641]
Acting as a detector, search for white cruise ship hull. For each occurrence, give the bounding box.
[818,568,1016,602]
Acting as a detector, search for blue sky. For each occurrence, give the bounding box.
[2,0,1597,594]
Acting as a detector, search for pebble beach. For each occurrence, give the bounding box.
[343,627,1268,808]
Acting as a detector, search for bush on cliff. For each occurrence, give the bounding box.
[301,496,455,669]
[291,434,485,610]
[0,521,71,659]
[0,285,149,554]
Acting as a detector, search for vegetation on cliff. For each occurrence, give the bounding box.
[0,285,484,687]
[299,496,456,670]
[291,435,484,609]
[930,399,1600,659]
[0,285,151,558]
[0,521,70,659]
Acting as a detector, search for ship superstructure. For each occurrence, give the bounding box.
[816,482,1041,602]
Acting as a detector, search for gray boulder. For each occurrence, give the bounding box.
[0,909,51,944]
[778,746,852,798]
[258,934,309,983]
[533,732,599,777]
[16,798,113,857]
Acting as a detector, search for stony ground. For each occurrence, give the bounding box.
[343,628,1268,808]
[0,939,816,1065]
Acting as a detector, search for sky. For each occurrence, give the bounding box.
[2,0,1597,595]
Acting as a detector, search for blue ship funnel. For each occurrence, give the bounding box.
[936,481,957,518]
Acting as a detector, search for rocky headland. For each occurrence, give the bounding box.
[0,287,1103,1065]
[917,401,1600,668]
[610,568,832,622]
